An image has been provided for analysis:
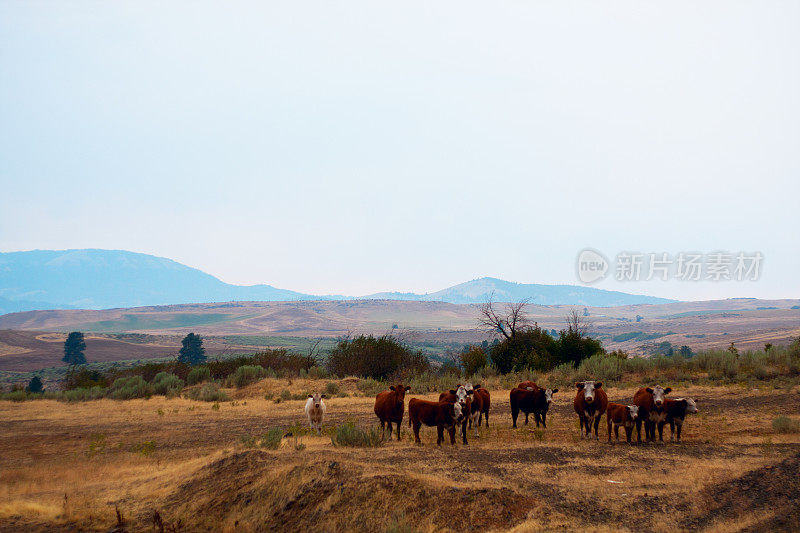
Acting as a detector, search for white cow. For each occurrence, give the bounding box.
[304,393,327,435]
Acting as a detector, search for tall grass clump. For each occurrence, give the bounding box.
[187,382,230,402]
[186,366,211,385]
[107,376,153,400]
[151,372,184,396]
[331,420,383,447]
[772,416,800,434]
[227,365,267,388]
[62,386,106,402]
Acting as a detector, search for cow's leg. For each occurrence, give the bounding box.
[387,421,394,440]
[657,421,665,442]
[437,425,445,446]
[635,418,643,443]
[472,412,480,437]
[669,420,675,442]
[542,412,547,429]
[413,422,422,445]
[593,415,601,440]
[511,406,519,428]
[461,419,468,444]
[676,420,683,442]
[625,426,632,443]
[396,420,402,441]
[484,411,489,428]
[578,415,585,437]
[608,419,613,442]
[533,412,540,428]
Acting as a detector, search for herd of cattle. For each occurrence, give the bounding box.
[305,380,699,445]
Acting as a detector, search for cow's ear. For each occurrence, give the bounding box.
[467,390,474,395]
[552,388,559,393]
[646,387,653,394]
[321,394,327,399]
[307,394,313,398]
[575,382,584,389]
[389,386,396,391]
[473,384,481,389]
[404,386,411,391]
[595,382,602,389]
[664,387,672,394]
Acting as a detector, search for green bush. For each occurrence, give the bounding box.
[326,335,429,380]
[460,345,489,376]
[331,420,383,447]
[261,427,284,449]
[228,365,267,388]
[355,378,385,396]
[575,354,624,383]
[324,381,340,395]
[26,376,44,393]
[187,382,229,402]
[151,372,184,396]
[62,386,106,402]
[772,416,800,434]
[186,366,211,385]
[279,389,292,401]
[107,376,153,400]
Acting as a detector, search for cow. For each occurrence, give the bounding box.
[517,381,539,390]
[573,381,608,439]
[473,385,491,428]
[374,383,411,441]
[460,383,484,437]
[606,402,639,443]
[439,385,471,443]
[304,393,327,435]
[510,386,558,428]
[408,398,463,446]
[661,397,698,442]
[633,385,672,442]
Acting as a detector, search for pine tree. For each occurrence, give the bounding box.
[178,333,206,365]
[26,376,44,393]
[63,331,87,365]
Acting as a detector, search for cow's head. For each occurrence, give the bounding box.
[460,383,475,395]
[389,384,411,406]
[575,381,602,403]
[307,393,326,409]
[678,398,698,414]
[646,385,671,408]
[627,405,639,421]
[544,388,559,406]
[449,385,470,411]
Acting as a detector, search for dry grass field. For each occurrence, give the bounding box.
[2,379,799,532]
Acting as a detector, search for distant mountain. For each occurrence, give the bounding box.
[0,249,674,314]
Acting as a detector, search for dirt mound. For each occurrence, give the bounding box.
[159,450,536,532]
[683,452,800,531]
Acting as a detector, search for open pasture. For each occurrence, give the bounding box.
[1,379,799,532]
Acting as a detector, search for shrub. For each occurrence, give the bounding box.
[326,335,429,380]
[308,366,329,379]
[355,378,385,396]
[261,427,284,449]
[331,420,383,447]
[151,372,184,396]
[64,368,109,390]
[575,354,624,384]
[772,416,800,434]
[107,376,153,400]
[324,381,340,395]
[62,386,106,402]
[279,389,292,402]
[187,382,229,402]
[228,365,267,388]
[186,366,211,385]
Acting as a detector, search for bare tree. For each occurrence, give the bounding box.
[565,308,588,336]
[478,295,531,339]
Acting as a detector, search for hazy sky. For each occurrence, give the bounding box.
[1,2,798,300]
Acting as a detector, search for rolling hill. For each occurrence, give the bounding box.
[0,249,673,314]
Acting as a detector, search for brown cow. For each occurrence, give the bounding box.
[633,385,671,442]
[439,385,471,443]
[408,398,463,446]
[573,381,608,439]
[473,385,491,428]
[374,384,411,441]
[517,381,539,390]
[606,402,639,443]
[510,386,558,428]
[661,397,698,442]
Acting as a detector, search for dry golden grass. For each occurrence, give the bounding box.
[1,380,799,532]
